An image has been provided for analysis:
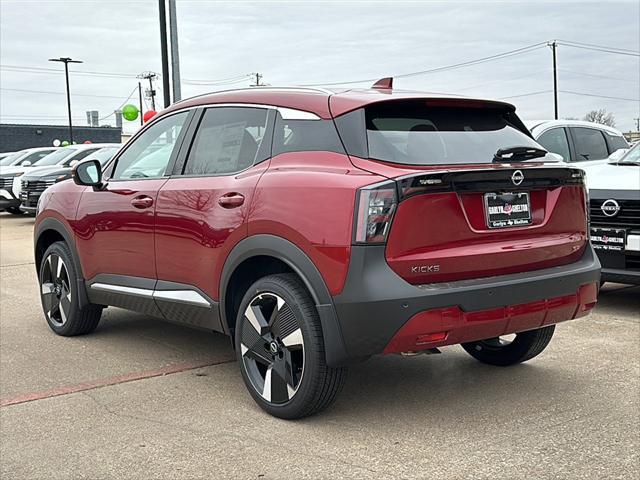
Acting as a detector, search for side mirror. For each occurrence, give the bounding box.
[607,148,628,163]
[72,159,103,188]
[21,160,32,167]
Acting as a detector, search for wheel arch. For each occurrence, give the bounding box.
[34,217,90,309]
[220,234,350,367]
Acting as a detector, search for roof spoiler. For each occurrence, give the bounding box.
[372,77,393,90]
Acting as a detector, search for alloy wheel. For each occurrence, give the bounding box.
[40,253,72,327]
[240,292,305,404]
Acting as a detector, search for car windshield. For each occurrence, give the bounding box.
[619,143,640,165]
[34,148,79,166]
[89,147,120,165]
[364,101,543,165]
[0,152,20,166]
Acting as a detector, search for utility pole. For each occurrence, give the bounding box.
[48,57,82,143]
[138,72,158,110]
[138,82,144,125]
[634,118,640,131]
[250,72,264,87]
[168,0,181,102]
[158,0,171,107]
[548,41,559,120]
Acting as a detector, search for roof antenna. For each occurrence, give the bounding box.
[372,77,393,90]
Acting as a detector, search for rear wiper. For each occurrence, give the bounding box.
[493,146,548,163]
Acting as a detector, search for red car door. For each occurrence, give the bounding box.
[154,106,274,331]
[74,111,191,286]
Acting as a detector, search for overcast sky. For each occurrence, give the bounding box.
[1,0,639,136]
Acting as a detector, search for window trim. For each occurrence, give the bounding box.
[172,105,276,179]
[107,109,196,182]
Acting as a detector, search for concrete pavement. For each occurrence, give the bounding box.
[1,212,638,479]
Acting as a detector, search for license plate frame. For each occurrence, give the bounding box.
[484,192,532,229]
[590,227,626,252]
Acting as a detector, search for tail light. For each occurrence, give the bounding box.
[354,181,397,244]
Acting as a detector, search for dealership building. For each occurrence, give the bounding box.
[0,123,122,151]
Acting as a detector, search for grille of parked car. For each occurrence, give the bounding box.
[589,199,640,229]
[21,179,56,192]
[20,179,56,208]
[0,177,14,189]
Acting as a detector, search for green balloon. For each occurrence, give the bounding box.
[61,140,70,147]
[122,104,139,121]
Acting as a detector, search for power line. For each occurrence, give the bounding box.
[98,86,139,121]
[301,42,548,86]
[558,68,639,84]
[498,90,552,100]
[556,39,640,56]
[0,87,136,100]
[183,76,252,86]
[560,90,639,102]
[556,42,640,57]
[497,89,639,102]
[456,69,550,92]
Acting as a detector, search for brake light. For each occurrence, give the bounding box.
[354,181,397,244]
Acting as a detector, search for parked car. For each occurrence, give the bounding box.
[0,147,60,213]
[583,143,640,285]
[527,120,629,165]
[34,84,599,419]
[0,147,58,168]
[0,152,17,164]
[1,143,119,214]
[20,146,120,215]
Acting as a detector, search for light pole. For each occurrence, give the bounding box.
[49,57,83,143]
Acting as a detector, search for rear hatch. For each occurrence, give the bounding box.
[335,98,589,284]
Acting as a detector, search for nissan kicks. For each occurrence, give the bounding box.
[33,81,600,419]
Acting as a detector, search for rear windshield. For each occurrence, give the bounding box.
[343,101,541,166]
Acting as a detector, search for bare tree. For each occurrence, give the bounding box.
[583,109,616,127]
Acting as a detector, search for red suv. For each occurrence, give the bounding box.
[34,82,600,419]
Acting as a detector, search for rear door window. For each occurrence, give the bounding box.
[571,127,609,161]
[183,107,269,175]
[354,101,540,165]
[537,128,571,161]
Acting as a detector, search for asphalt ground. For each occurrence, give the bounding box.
[0,212,638,479]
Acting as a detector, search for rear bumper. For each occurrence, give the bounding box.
[332,245,600,358]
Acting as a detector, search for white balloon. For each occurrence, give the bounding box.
[52,139,61,147]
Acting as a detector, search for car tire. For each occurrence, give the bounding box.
[6,207,23,215]
[235,273,347,419]
[461,325,555,366]
[39,241,103,336]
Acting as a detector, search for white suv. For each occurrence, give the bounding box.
[526,120,629,165]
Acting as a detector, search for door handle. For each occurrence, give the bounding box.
[131,195,154,209]
[218,192,245,209]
